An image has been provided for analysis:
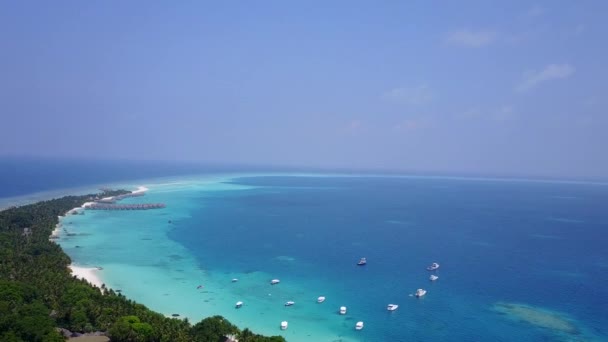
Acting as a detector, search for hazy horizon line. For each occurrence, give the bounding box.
[1,154,607,184]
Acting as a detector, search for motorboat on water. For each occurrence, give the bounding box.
[270,279,280,285]
[317,296,326,303]
[232,278,239,283]
[387,304,399,311]
[280,321,288,330]
[415,289,427,297]
[284,301,295,306]
[429,275,439,281]
[427,262,440,271]
[339,306,347,315]
[357,257,367,266]
[235,301,243,308]
[355,321,364,330]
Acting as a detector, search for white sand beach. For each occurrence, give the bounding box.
[50,222,62,239]
[69,265,104,288]
[132,186,149,194]
[99,186,149,202]
[51,203,93,241]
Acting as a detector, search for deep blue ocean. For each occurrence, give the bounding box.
[2,158,608,341]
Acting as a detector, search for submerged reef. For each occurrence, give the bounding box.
[493,302,581,337]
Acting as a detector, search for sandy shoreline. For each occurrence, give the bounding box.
[69,265,104,288]
[132,186,149,194]
[55,186,149,289]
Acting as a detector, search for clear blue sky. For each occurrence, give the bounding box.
[1,1,606,179]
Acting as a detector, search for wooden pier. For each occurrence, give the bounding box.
[85,203,166,210]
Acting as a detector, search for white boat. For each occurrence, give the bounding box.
[284,301,295,306]
[387,304,399,311]
[235,301,243,308]
[357,257,367,266]
[280,321,288,330]
[355,321,364,330]
[270,279,280,285]
[317,296,326,303]
[232,278,239,282]
[429,275,439,281]
[339,306,347,315]
[415,289,427,297]
[427,262,440,271]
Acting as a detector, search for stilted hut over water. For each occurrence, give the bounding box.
[85,203,166,210]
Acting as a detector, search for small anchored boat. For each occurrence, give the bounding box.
[284,301,295,306]
[232,278,239,283]
[415,288,427,297]
[429,275,439,281]
[317,296,326,303]
[270,279,280,285]
[235,301,243,308]
[339,306,347,315]
[355,321,364,330]
[357,257,367,266]
[427,262,440,271]
[280,321,288,330]
[387,304,399,311]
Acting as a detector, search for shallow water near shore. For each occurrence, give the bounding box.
[56,174,608,341]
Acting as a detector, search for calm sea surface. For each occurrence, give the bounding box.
[3,159,607,341]
[167,176,608,341]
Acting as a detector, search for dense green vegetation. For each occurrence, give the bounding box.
[0,192,286,342]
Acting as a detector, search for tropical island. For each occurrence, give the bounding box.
[0,189,286,342]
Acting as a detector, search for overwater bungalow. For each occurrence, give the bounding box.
[85,203,166,210]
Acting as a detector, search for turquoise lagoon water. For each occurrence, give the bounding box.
[55,174,608,341]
